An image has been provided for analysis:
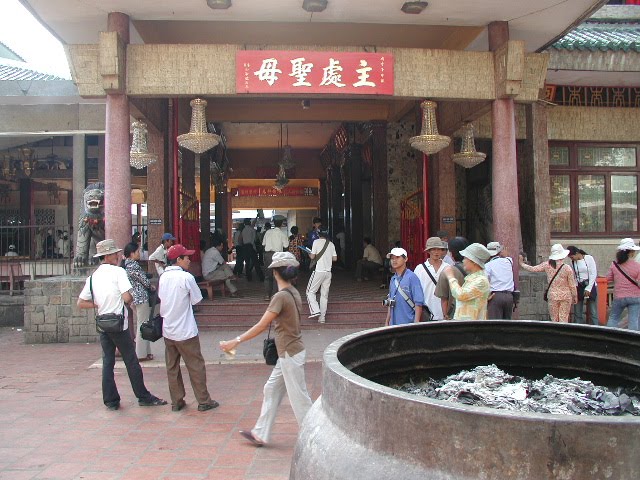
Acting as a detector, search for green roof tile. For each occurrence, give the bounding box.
[551,22,640,52]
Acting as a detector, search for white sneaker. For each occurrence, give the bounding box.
[318,318,325,324]
[308,312,321,319]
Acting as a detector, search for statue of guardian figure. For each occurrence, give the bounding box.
[73,182,105,267]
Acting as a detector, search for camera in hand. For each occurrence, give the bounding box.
[382,296,396,308]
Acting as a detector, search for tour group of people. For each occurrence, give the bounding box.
[75,224,640,450]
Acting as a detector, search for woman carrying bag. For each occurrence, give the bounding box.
[606,238,640,331]
[219,251,313,447]
[123,242,155,361]
[519,243,577,322]
[567,246,599,325]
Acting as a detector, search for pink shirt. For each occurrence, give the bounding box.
[606,261,640,299]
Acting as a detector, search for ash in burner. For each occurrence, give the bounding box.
[394,364,640,416]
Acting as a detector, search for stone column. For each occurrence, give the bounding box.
[200,152,211,247]
[146,125,167,261]
[433,143,456,236]
[523,103,551,264]
[72,134,86,235]
[104,12,130,250]
[489,21,522,286]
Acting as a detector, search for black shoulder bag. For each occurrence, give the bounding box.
[90,275,125,333]
[543,265,565,302]
[140,289,163,342]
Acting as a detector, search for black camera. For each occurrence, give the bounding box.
[382,297,396,308]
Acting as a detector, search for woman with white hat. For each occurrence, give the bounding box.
[519,244,577,322]
[219,251,313,447]
[605,238,640,331]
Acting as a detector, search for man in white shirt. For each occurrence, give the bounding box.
[306,230,337,324]
[484,241,515,319]
[262,217,290,300]
[414,237,448,320]
[355,237,383,281]
[77,239,167,411]
[159,244,219,413]
[202,239,239,297]
[148,232,175,276]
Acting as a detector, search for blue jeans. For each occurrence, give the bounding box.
[572,291,599,326]
[607,297,640,331]
[100,330,153,406]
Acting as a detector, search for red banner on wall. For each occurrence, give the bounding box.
[236,51,394,95]
[234,186,318,197]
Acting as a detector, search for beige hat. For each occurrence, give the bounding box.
[460,243,491,268]
[617,238,640,251]
[486,241,503,256]
[93,239,122,258]
[549,243,570,261]
[424,237,447,251]
[268,251,300,269]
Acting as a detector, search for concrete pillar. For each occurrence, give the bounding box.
[433,142,456,236]
[146,125,167,263]
[104,12,130,250]
[72,134,86,235]
[200,152,211,248]
[371,122,388,251]
[489,21,522,286]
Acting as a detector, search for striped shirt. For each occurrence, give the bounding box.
[448,270,490,320]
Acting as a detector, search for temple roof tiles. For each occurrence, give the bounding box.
[551,22,640,52]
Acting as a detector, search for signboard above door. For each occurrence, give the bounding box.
[236,51,394,95]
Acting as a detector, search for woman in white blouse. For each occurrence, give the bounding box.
[567,246,599,325]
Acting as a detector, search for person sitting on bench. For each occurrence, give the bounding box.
[202,239,240,298]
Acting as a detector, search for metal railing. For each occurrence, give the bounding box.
[0,225,73,285]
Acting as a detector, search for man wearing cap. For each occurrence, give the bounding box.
[306,230,337,324]
[484,241,515,319]
[77,239,167,410]
[149,232,176,276]
[263,217,290,300]
[159,244,219,412]
[441,243,491,320]
[355,237,383,282]
[385,247,424,326]
[415,237,448,320]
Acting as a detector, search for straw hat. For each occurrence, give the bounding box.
[93,239,122,258]
[268,251,300,269]
[424,237,447,251]
[549,243,570,261]
[460,243,491,268]
[617,238,640,251]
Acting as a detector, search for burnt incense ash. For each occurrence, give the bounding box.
[395,364,640,416]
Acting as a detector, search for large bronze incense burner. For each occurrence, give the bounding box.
[291,321,640,479]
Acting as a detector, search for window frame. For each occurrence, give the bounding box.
[549,142,640,237]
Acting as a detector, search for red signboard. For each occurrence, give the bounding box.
[234,186,318,197]
[236,50,394,95]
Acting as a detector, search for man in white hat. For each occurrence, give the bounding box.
[414,237,448,320]
[384,247,424,326]
[441,243,491,320]
[484,241,515,319]
[77,239,167,410]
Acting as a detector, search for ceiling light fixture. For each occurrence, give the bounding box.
[401,1,428,14]
[409,100,451,155]
[206,0,231,9]
[177,98,220,154]
[452,123,486,169]
[302,0,328,13]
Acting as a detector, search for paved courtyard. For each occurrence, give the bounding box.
[0,326,366,480]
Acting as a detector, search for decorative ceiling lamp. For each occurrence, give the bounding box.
[452,123,486,169]
[274,164,290,191]
[20,148,34,177]
[129,120,158,169]
[409,100,451,155]
[280,124,295,169]
[177,98,220,154]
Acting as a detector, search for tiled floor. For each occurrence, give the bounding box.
[0,327,325,480]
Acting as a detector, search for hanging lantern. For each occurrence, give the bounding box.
[452,123,486,169]
[274,164,289,191]
[280,125,296,169]
[20,148,34,177]
[409,100,451,155]
[129,120,158,169]
[177,98,220,154]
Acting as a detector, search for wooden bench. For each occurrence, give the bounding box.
[0,262,30,296]
[197,279,227,300]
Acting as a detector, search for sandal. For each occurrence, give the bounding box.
[138,354,153,362]
[239,430,265,447]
